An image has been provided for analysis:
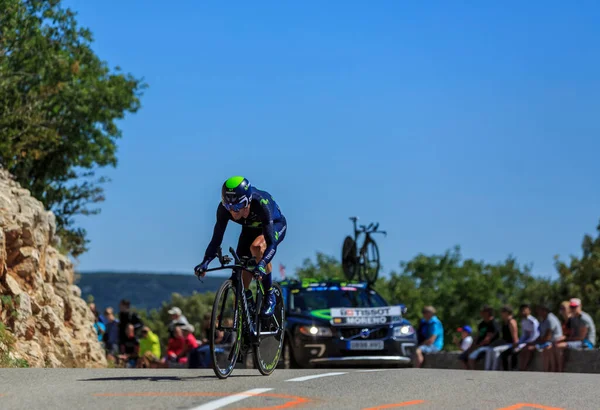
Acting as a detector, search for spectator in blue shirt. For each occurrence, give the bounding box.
[93,311,106,344]
[414,305,444,368]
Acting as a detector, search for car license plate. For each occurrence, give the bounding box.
[348,340,384,350]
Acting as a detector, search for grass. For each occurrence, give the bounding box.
[0,322,30,368]
[0,295,20,320]
[0,297,29,368]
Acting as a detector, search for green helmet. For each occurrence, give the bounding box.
[221,176,252,211]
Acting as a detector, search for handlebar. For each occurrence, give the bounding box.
[355,221,386,236]
[201,247,258,275]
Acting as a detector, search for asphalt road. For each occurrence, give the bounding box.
[0,368,598,410]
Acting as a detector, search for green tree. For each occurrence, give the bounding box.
[294,252,346,281]
[0,0,146,257]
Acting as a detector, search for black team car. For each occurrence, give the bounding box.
[278,278,417,368]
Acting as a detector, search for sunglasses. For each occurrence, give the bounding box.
[223,197,249,212]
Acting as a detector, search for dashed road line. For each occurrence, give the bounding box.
[187,388,273,410]
[285,372,348,382]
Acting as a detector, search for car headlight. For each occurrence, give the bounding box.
[298,325,333,337]
[394,325,414,337]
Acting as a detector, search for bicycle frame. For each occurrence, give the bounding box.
[349,217,387,252]
[202,247,279,345]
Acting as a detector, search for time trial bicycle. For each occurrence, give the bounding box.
[199,246,285,379]
[341,216,387,285]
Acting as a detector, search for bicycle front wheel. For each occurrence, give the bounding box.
[210,279,241,379]
[254,282,285,376]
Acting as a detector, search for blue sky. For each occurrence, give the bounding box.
[63,0,600,279]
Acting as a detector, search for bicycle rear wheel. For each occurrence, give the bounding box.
[254,282,285,376]
[210,279,241,379]
[360,237,380,285]
[342,235,358,281]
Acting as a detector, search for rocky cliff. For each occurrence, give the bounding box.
[0,168,107,367]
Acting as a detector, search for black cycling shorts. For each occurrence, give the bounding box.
[236,220,287,260]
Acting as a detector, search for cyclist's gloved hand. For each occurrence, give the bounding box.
[254,261,267,278]
[194,259,211,278]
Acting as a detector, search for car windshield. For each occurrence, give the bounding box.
[290,287,388,311]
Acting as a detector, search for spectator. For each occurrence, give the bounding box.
[118,299,143,344]
[89,303,106,324]
[564,298,595,350]
[162,325,189,367]
[462,305,500,370]
[454,326,473,352]
[138,326,161,368]
[517,303,541,347]
[181,324,200,367]
[500,303,539,371]
[558,301,572,339]
[416,317,429,346]
[413,306,444,368]
[102,308,120,363]
[554,301,572,372]
[119,324,140,368]
[92,310,106,345]
[167,306,190,338]
[487,305,519,370]
[555,298,596,372]
[520,303,562,372]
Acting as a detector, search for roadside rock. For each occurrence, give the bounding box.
[0,167,107,368]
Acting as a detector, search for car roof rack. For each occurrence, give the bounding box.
[278,278,370,289]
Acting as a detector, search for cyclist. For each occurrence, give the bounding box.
[194,176,287,317]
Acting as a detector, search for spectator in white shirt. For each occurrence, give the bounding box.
[519,304,541,346]
[456,326,473,351]
[167,306,190,338]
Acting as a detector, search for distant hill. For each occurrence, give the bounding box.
[75,271,227,311]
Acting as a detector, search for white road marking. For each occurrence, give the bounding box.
[356,369,391,372]
[285,372,348,382]
[188,388,273,410]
